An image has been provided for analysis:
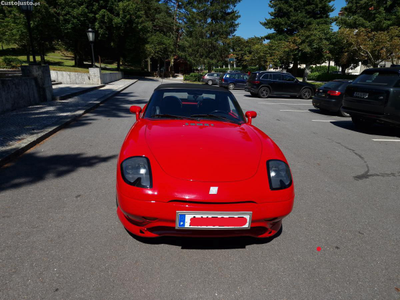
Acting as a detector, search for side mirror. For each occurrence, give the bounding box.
[245,111,257,125]
[130,106,142,121]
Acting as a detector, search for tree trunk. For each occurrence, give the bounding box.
[327,60,331,74]
[291,60,299,77]
[341,64,349,75]
[147,58,151,72]
[157,58,160,77]
[303,64,310,82]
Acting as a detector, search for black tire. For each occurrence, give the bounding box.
[301,88,313,99]
[207,80,213,85]
[339,107,350,117]
[258,87,270,98]
[250,92,258,97]
[351,116,375,130]
[228,83,235,90]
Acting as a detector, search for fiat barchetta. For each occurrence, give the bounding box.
[116,84,294,238]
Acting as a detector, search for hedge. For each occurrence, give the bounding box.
[307,72,357,81]
[0,57,22,69]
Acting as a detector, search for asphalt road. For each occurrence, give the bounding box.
[1,79,399,300]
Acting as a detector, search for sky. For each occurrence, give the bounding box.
[235,0,347,39]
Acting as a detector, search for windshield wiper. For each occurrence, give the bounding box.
[151,114,197,120]
[190,114,237,123]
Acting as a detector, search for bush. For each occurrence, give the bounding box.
[184,72,203,82]
[213,68,229,72]
[0,57,22,69]
[307,72,357,81]
[310,65,339,73]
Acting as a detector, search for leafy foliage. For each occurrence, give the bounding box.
[180,0,240,72]
[335,0,400,31]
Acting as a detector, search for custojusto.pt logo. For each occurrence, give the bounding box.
[1,1,41,6]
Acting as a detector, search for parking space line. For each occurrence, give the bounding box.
[259,103,311,105]
[312,120,337,122]
[279,110,309,112]
[372,139,400,142]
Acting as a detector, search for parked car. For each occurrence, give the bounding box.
[342,67,400,129]
[117,84,294,239]
[246,71,315,99]
[219,72,249,90]
[201,72,223,85]
[312,80,352,116]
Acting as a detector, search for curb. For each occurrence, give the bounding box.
[0,79,137,168]
[54,84,105,100]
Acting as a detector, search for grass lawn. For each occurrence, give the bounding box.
[1,47,120,73]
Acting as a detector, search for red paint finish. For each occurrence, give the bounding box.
[190,217,248,227]
[117,89,295,239]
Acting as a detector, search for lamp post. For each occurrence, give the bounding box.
[20,1,36,64]
[86,28,96,67]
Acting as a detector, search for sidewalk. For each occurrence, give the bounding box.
[0,79,137,167]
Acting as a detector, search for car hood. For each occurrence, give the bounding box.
[145,121,262,182]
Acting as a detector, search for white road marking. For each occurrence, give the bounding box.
[280,110,309,112]
[312,120,337,122]
[372,139,400,142]
[259,103,311,105]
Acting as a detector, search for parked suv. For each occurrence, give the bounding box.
[201,72,223,85]
[246,71,315,99]
[219,72,249,90]
[342,68,400,129]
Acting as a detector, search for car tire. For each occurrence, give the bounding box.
[300,88,313,99]
[228,83,235,90]
[207,80,213,85]
[250,92,258,97]
[258,87,270,98]
[339,107,350,117]
[351,116,375,130]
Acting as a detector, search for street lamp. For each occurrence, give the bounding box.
[20,1,36,64]
[86,28,96,67]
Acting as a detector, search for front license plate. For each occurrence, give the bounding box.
[176,211,252,230]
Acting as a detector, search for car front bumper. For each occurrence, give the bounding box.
[117,194,293,238]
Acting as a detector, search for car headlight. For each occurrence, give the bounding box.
[267,160,292,190]
[121,157,152,188]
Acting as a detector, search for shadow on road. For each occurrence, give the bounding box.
[330,120,400,137]
[127,226,282,249]
[0,152,117,191]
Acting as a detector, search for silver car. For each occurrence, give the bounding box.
[201,72,224,85]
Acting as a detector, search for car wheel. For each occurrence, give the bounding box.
[339,107,350,117]
[228,83,235,90]
[351,116,375,129]
[250,92,258,97]
[207,80,213,85]
[258,87,270,98]
[301,88,312,99]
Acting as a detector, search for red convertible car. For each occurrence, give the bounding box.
[116,84,294,238]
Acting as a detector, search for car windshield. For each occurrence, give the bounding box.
[353,71,400,86]
[144,89,246,124]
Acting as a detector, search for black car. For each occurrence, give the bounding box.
[246,71,315,99]
[342,68,400,129]
[312,80,352,116]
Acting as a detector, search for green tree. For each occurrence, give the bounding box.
[143,0,174,76]
[96,0,150,70]
[335,0,400,31]
[339,27,400,67]
[261,0,334,76]
[180,0,240,72]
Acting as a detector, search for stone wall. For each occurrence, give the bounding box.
[0,77,40,114]
[50,68,122,85]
